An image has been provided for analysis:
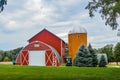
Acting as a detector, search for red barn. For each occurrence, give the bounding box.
[16,29,66,66]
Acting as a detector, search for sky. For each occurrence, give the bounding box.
[0,0,120,50]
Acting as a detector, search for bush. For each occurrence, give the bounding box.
[99,55,107,67]
[3,56,10,62]
[66,57,72,66]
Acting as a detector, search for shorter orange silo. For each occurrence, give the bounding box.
[68,26,87,62]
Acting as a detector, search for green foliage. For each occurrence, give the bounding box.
[114,42,120,65]
[96,44,114,62]
[74,45,92,67]
[0,54,3,61]
[64,48,68,59]
[0,47,22,61]
[3,56,10,61]
[66,57,72,66]
[11,47,23,60]
[88,43,98,67]
[85,0,120,29]
[0,0,7,12]
[0,50,4,61]
[99,55,107,67]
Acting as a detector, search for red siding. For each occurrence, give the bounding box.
[23,41,50,51]
[45,51,52,66]
[16,29,65,66]
[21,51,28,65]
[28,29,65,58]
[16,41,60,66]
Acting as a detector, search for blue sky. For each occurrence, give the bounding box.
[0,0,120,50]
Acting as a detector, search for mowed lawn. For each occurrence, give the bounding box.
[0,64,120,80]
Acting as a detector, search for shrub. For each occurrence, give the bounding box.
[3,56,10,62]
[99,55,107,67]
[66,57,72,66]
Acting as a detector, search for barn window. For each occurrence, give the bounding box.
[77,35,80,38]
[34,43,40,47]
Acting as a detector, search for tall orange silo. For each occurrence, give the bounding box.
[68,26,87,62]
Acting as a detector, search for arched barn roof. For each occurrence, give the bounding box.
[44,42,62,62]
[69,26,87,34]
[17,41,62,63]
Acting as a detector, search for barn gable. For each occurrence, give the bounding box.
[28,28,66,60]
[16,28,66,66]
[28,28,65,43]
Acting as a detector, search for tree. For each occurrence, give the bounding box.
[11,47,22,60]
[96,44,114,62]
[66,57,72,66]
[0,47,22,61]
[99,55,107,67]
[114,42,120,65]
[0,54,3,61]
[88,43,98,67]
[0,50,4,61]
[85,0,120,30]
[3,56,10,61]
[0,0,7,12]
[74,45,92,67]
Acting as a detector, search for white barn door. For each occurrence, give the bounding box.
[29,51,45,66]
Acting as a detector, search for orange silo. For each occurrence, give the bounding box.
[68,26,87,62]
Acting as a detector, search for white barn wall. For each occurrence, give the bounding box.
[29,50,46,66]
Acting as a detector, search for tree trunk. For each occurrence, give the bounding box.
[116,61,119,65]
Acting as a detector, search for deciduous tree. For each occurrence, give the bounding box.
[0,0,7,12]
[114,42,120,65]
[96,44,114,62]
[85,0,120,30]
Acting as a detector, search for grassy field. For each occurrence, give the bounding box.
[0,64,120,80]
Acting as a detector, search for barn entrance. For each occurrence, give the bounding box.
[29,50,46,66]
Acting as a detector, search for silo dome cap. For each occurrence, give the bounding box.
[69,26,87,34]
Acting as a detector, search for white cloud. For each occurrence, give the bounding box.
[6,21,18,30]
[0,0,119,50]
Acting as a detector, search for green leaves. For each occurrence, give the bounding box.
[74,45,93,67]
[99,55,107,67]
[0,0,7,12]
[85,0,120,30]
[88,43,98,67]
[96,44,114,62]
[114,42,120,65]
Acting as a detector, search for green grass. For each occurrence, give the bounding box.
[0,65,120,80]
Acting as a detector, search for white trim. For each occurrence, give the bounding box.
[46,51,53,65]
[16,40,62,65]
[33,41,62,62]
[21,52,28,65]
[52,53,57,66]
[29,50,46,66]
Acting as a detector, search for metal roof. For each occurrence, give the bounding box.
[69,26,87,34]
